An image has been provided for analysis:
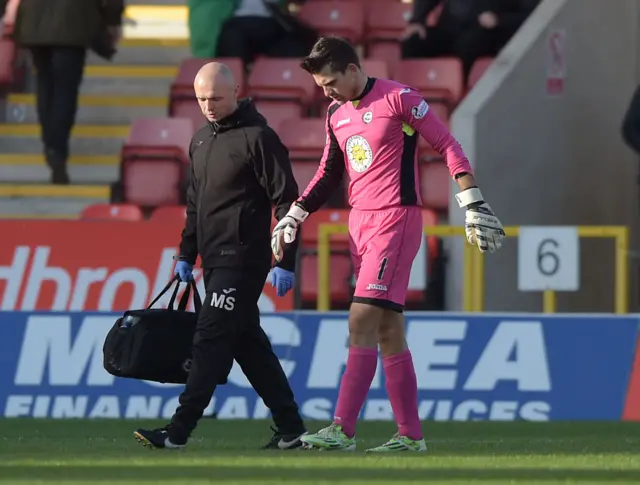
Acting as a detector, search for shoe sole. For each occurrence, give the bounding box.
[133,431,157,449]
[300,439,356,452]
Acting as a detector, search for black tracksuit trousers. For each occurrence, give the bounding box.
[170,267,305,437]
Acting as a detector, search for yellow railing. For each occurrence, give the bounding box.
[316,224,629,313]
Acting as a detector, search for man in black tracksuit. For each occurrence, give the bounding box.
[133,62,307,450]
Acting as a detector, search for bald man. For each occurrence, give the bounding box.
[134,62,307,450]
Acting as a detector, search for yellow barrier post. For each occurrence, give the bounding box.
[471,225,629,314]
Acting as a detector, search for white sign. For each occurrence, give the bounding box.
[518,226,579,291]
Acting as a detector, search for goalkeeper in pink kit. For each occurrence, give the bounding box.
[271,37,505,452]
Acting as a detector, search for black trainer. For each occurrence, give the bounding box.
[262,426,307,450]
[134,425,188,449]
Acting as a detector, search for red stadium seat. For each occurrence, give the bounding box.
[300,254,353,304]
[169,57,245,115]
[361,58,389,79]
[421,208,440,263]
[279,118,326,161]
[248,58,317,106]
[291,161,319,193]
[467,57,494,92]
[254,101,304,132]
[365,0,413,41]
[120,118,193,207]
[149,205,187,222]
[367,42,401,78]
[394,58,465,105]
[301,208,350,250]
[419,161,450,211]
[171,102,205,133]
[298,1,365,44]
[417,101,450,161]
[80,203,144,222]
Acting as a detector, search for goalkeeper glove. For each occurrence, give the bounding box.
[271,203,309,262]
[455,187,505,253]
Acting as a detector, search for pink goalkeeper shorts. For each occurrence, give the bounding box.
[349,207,423,312]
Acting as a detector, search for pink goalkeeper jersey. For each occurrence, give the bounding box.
[298,77,472,212]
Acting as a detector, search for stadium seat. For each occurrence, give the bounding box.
[298,0,365,44]
[394,58,465,106]
[149,205,187,222]
[279,118,327,161]
[421,207,440,263]
[291,161,319,193]
[416,101,450,160]
[367,42,401,78]
[80,203,144,222]
[365,0,413,41]
[120,118,193,207]
[419,161,450,211]
[361,58,389,79]
[467,57,494,92]
[254,101,304,132]
[300,254,353,304]
[248,58,317,107]
[170,102,205,134]
[301,208,350,251]
[169,57,245,116]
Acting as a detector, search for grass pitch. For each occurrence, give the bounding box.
[1,419,639,484]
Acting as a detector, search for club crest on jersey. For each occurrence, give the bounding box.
[345,135,373,173]
[411,99,429,119]
[362,111,373,124]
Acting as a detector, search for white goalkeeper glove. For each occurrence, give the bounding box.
[455,187,505,253]
[271,203,309,262]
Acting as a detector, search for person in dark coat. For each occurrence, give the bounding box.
[1,0,124,184]
[401,0,540,82]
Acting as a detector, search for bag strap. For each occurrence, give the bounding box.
[146,274,180,309]
[177,279,202,312]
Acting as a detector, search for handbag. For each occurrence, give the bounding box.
[102,275,202,384]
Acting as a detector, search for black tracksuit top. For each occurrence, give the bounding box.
[178,99,300,272]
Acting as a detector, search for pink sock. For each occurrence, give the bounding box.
[333,346,378,438]
[383,350,423,440]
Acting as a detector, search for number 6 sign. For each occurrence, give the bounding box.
[517,226,580,292]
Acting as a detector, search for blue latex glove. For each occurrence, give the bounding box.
[271,267,295,297]
[175,260,193,282]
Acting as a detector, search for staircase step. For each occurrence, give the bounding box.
[0,184,110,198]
[88,38,190,65]
[0,124,128,155]
[0,184,110,215]
[123,4,188,39]
[6,94,168,124]
[81,65,176,96]
[0,154,119,184]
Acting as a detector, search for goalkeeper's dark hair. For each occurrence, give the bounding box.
[300,36,361,75]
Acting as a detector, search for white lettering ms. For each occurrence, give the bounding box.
[211,288,236,311]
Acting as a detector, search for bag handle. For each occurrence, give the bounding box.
[146,274,180,309]
[177,279,202,312]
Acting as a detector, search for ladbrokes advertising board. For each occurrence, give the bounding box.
[0,220,292,312]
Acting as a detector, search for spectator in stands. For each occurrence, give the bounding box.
[1,0,123,184]
[188,0,315,68]
[401,0,539,82]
